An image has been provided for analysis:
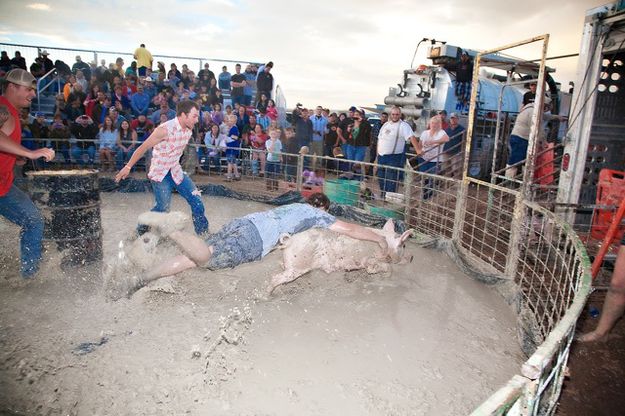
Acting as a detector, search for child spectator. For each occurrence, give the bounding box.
[224,114,241,181]
[211,102,224,126]
[266,99,278,121]
[265,126,283,191]
[256,110,270,132]
[250,124,268,176]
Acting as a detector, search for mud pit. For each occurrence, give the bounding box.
[0,193,525,415]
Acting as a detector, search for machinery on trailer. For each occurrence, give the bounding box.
[379,40,571,179]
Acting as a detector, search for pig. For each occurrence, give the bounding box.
[268,219,412,294]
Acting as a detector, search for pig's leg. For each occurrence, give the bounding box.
[268,268,311,295]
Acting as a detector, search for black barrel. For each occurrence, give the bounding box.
[27,170,103,266]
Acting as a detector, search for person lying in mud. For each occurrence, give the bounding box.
[106,193,394,299]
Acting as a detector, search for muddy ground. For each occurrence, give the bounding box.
[0,193,524,415]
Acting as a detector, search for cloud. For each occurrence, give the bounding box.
[26,3,50,11]
[0,0,610,108]
[182,24,223,37]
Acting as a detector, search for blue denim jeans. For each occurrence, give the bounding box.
[71,145,96,165]
[417,159,439,200]
[148,171,209,235]
[265,161,281,179]
[0,185,44,277]
[116,147,136,169]
[377,153,405,194]
[203,219,263,269]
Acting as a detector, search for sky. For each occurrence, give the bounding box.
[0,0,610,109]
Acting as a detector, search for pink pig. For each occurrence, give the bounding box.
[269,219,412,294]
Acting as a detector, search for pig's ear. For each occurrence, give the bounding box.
[383,219,395,232]
[399,230,413,243]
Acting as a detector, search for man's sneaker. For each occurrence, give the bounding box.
[137,211,189,237]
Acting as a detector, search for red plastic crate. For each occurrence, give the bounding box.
[591,169,625,242]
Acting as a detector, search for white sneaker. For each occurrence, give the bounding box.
[137,211,189,236]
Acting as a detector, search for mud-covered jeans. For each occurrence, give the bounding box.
[0,185,44,277]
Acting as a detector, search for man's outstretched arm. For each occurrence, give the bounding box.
[329,220,388,254]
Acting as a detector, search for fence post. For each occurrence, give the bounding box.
[505,193,524,279]
[404,164,413,222]
[296,154,304,192]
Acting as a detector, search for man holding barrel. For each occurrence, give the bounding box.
[0,69,55,277]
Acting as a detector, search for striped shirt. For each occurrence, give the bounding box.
[148,117,191,184]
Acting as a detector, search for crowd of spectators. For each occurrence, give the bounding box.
[4,46,466,199]
[1,46,279,172]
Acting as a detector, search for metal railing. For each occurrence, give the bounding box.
[0,42,263,75]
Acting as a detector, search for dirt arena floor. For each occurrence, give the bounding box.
[0,193,525,415]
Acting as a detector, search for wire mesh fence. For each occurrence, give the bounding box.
[17,131,591,415]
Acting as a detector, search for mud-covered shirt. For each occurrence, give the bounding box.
[245,203,336,256]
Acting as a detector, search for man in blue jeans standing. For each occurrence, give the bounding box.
[114,100,209,236]
[0,69,56,277]
[375,106,419,198]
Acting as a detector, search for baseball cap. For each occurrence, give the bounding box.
[41,50,49,55]
[449,112,459,118]
[3,69,36,89]
[349,106,357,112]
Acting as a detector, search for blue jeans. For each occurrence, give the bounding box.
[265,161,281,179]
[0,185,44,277]
[148,171,209,235]
[417,159,439,200]
[377,153,405,194]
[507,134,528,166]
[71,145,96,165]
[116,147,136,169]
[203,219,263,270]
[56,144,71,166]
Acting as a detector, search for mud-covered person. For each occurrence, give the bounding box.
[114,100,209,235]
[106,193,391,299]
[0,69,55,277]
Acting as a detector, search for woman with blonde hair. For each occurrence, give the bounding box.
[416,115,448,199]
